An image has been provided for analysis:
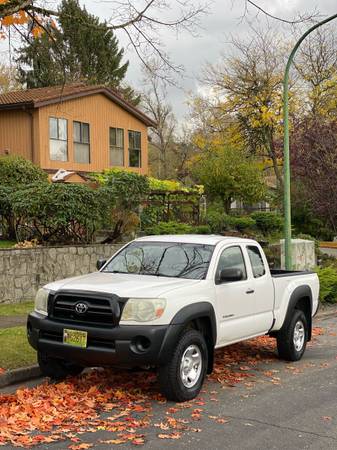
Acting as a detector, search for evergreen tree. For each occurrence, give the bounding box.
[17,0,139,103]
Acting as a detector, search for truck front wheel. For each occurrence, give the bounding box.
[277,309,308,361]
[158,329,208,402]
[38,352,84,379]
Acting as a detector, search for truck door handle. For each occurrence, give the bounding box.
[246,289,255,294]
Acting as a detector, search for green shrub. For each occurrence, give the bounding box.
[145,221,211,236]
[315,266,337,303]
[0,155,48,186]
[146,221,193,235]
[206,211,256,233]
[206,210,227,233]
[10,183,104,244]
[91,168,150,210]
[251,212,283,234]
[227,216,256,232]
[192,224,212,234]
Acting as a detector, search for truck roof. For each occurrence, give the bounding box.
[135,234,256,246]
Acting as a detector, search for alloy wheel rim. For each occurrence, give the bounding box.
[293,320,305,351]
[180,344,202,388]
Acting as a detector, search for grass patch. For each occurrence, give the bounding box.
[0,301,34,316]
[0,240,16,249]
[0,326,36,370]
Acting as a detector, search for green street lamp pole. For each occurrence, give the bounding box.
[283,12,337,270]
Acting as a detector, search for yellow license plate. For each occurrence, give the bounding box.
[63,329,87,348]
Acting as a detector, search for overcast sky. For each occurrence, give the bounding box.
[1,0,337,120]
[87,0,337,120]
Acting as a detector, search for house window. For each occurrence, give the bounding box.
[128,130,141,168]
[49,117,68,161]
[73,121,90,163]
[110,128,124,166]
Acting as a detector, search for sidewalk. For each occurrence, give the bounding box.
[0,316,27,329]
[0,315,27,329]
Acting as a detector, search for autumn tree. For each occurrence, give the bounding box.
[141,67,176,178]
[291,119,337,234]
[200,28,292,189]
[295,26,337,119]
[192,145,266,213]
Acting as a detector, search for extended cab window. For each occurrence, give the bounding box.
[216,246,247,282]
[103,242,214,280]
[247,246,266,278]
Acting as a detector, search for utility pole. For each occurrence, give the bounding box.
[283,12,337,270]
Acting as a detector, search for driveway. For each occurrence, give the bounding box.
[1,312,337,450]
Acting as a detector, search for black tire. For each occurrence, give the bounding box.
[158,329,208,402]
[38,352,84,379]
[277,309,308,361]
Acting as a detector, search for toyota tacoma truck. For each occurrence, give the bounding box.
[27,235,319,402]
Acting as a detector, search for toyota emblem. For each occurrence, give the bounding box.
[75,302,88,314]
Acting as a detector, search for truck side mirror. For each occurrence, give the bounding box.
[96,259,107,270]
[218,268,243,283]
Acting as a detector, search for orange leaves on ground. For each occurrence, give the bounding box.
[68,444,93,450]
[312,327,325,336]
[158,432,182,439]
[0,327,325,447]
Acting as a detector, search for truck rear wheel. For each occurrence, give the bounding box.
[38,352,84,379]
[277,309,308,361]
[158,329,208,402]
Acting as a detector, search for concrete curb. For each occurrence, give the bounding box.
[0,365,41,388]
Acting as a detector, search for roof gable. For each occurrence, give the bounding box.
[0,84,156,127]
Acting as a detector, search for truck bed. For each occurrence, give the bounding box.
[271,269,315,278]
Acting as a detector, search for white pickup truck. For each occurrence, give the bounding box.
[27,235,319,402]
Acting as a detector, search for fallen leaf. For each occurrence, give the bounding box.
[158,433,182,439]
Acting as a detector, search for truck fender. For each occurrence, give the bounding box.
[279,285,313,341]
[158,302,217,373]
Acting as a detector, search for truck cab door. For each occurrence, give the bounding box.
[245,244,274,333]
[214,245,273,345]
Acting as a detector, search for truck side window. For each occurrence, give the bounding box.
[216,246,247,282]
[247,246,266,278]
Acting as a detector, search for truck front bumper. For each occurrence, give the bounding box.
[27,312,180,368]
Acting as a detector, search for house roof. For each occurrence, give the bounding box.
[0,84,156,127]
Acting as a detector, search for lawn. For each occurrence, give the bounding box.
[0,240,16,249]
[0,301,34,316]
[0,326,36,370]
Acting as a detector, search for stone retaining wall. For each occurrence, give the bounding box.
[0,244,122,304]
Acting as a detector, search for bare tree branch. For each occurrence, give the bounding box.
[0,0,209,83]
[243,0,319,25]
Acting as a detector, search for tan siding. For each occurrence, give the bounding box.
[38,94,149,174]
[0,110,32,159]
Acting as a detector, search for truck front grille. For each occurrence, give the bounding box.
[50,292,122,327]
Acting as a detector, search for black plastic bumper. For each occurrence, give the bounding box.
[27,312,183,368]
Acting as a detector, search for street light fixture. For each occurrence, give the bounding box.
[283,12,337,270]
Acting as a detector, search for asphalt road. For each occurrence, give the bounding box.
[2,312,337,450]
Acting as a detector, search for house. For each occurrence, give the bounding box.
[0,84,156,181]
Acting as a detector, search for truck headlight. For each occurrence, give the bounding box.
[121,298,166,322]
[34,288,49,316]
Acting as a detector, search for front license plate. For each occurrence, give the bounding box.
[63,329,87,348]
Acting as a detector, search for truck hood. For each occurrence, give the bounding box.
[46,271,202,298]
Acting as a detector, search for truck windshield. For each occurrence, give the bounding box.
[103,241,214,280]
